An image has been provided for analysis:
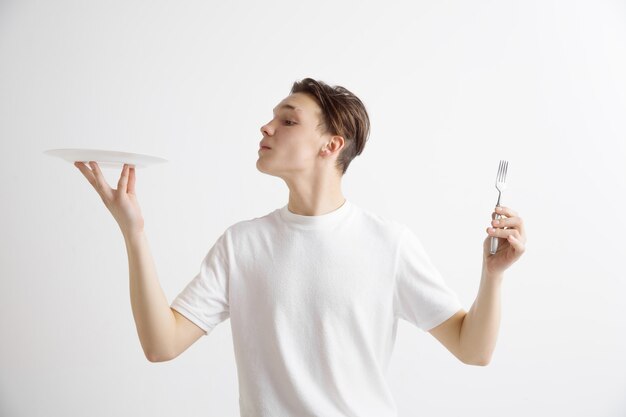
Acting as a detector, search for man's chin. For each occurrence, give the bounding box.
[256,160,272,175]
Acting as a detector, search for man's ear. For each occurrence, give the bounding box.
[320,135,344,156]
[328,135,345,153]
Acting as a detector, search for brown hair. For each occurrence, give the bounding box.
[290,78,370,176]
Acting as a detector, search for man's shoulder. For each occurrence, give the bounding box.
[353,204,407,236]
[223,207,281,236]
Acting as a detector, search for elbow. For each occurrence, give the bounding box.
[146,354,165,363]
[471,358,492,367]
[145,349,173,363]
[462,355,492,366]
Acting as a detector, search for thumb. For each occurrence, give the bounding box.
[117,164,130,192]
[127,166,136,194]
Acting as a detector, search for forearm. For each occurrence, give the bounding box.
[459,268,503,365]
[124,231,176,362]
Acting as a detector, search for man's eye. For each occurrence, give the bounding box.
[283,120,296,126]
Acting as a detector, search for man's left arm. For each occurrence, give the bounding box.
[429,205,526,366]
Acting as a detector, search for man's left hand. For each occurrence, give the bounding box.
[483,206,527,276]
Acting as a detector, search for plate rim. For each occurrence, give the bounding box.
[44,148,168,165]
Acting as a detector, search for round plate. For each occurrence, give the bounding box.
[44,148,168,169]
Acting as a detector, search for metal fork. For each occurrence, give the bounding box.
[490,160,509,254]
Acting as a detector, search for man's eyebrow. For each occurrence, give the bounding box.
[272,104,301,113]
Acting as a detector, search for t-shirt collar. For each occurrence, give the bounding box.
[278,199,353,230]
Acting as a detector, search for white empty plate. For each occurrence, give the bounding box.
[44,148,168,169]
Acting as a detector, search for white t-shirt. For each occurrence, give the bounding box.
[170,199,463,417]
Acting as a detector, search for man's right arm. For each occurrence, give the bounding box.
[74,161,205,361]
[124,231,204,362]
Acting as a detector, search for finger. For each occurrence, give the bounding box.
[127,165,136,194]
[74,161,96,187]
[487,226,521,240]
[88,161,113,199]
[491,215,523,230]
[492,211,506,220]
[495,206,518,218]
[492,207,524,234]
[506,233,525,254]
[117,164,129,193]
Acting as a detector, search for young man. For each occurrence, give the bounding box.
[75,78,526,416]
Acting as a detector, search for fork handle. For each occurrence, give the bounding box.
[490,212,502,254]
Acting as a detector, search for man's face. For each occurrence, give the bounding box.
[256,92,343,179]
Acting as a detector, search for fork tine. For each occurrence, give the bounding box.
[495,161,500,185]
[497,159,507,183]
[496,160,504,184]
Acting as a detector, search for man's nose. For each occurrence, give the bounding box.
[260,121,274,136]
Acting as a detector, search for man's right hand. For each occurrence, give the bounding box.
[75,161,145,237]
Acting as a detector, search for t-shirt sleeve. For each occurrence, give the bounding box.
[393,227,463,332]
[170,231,230,336]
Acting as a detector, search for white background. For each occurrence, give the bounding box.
[1,0,625,416]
